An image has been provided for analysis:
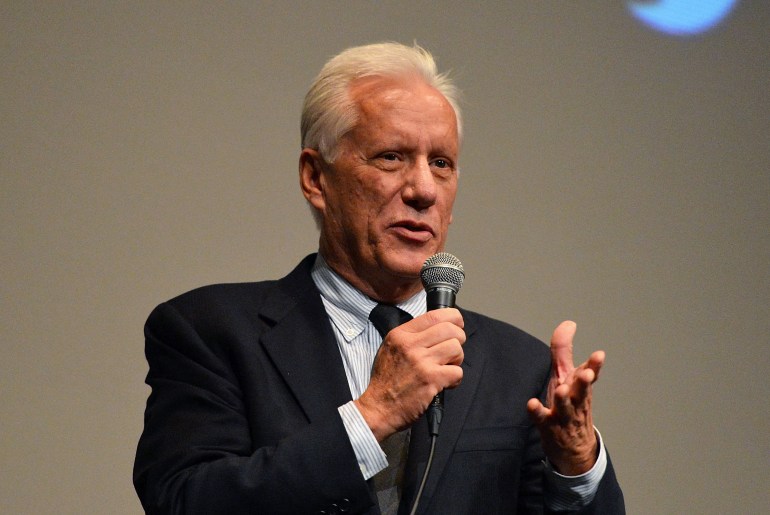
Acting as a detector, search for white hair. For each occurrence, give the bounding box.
[301,42,462,162]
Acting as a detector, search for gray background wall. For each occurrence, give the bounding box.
[2,2,768,513]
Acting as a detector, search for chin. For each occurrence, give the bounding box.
[380,249,434,278]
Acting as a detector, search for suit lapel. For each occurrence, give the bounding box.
[400,310,485,514]
[257,257,487,513]
[258,256,353,423]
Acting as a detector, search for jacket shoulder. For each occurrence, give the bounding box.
[461,308,551,372]
[163,281,278,314]
[152,254,318,324]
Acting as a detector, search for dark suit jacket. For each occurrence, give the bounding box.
[134,255,624,514]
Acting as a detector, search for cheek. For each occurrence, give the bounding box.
[329,175,367,216]
[338,184,385,239]
[440,184,458,220]
[362,179,399,213]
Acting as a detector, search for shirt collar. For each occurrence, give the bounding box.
[311,254,427,342]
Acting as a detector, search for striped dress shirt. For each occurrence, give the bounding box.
[310,254,606,508]
[311,254,426,479]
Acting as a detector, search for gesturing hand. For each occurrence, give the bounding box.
[526,321,604,476]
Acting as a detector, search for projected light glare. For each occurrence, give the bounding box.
[628,0,739,36]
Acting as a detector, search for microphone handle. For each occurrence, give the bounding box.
[426,287,456,311]
[426,286,456,436]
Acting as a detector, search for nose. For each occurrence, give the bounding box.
[401,158,437,210]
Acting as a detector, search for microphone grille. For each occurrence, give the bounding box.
[420,252,464,293]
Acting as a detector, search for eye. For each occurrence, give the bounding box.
[431,158,454,171]
[380,152,399,161]
[370,151,404,171]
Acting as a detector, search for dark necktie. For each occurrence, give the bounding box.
[368,303,413,515]
[369,303,413,340]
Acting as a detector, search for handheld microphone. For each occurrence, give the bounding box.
[420,252,464,436]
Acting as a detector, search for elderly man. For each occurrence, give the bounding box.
[134,43,624,514]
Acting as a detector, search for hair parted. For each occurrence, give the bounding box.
[301,42,462,162]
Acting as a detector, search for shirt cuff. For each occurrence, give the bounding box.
[338,401,388,480]
[543,427,607,511]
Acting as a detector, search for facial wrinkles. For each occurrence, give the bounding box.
[367,103,448,156]
[318,76,459,300]
[321,145,385,270]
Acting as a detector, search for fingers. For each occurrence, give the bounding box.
[423,337,465,365]
[420,320,467,348]
[566,369,594,406]
[404,325,465,388]
[551,322,607,383]
[551,363,598,414]
[569,351,604,406]
[404,307,464,333]
[585,350,605,380]
[389,308,465,360]
[550,320,577,382]
[434,361,464,390]
[527,398,550,425]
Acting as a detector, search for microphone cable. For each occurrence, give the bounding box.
[408,434,437,515]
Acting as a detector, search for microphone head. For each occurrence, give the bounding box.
[420,252,464,293]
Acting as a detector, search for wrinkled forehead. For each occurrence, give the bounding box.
[349,74,454,115]
[347,75,459,141]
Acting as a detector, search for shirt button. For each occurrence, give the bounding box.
[345,328,356,338]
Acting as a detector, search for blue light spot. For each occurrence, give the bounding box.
[628,0,739,36]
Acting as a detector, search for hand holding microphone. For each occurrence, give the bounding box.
[354,252,465,441]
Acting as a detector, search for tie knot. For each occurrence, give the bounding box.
[369,303,413,338]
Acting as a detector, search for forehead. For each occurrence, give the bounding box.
[347,75,458,144]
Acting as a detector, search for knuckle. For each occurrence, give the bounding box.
[449,366,464,387]
[424,310,442,324]
[451,342,464,363]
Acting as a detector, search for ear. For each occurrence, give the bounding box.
[299,148,327,212]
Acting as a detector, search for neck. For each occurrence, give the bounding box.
[318,252,422,304]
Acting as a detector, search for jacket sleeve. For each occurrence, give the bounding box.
[133,302,376,515]
[566,452,625,514]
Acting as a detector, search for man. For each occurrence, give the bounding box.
[134,43,624,514]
